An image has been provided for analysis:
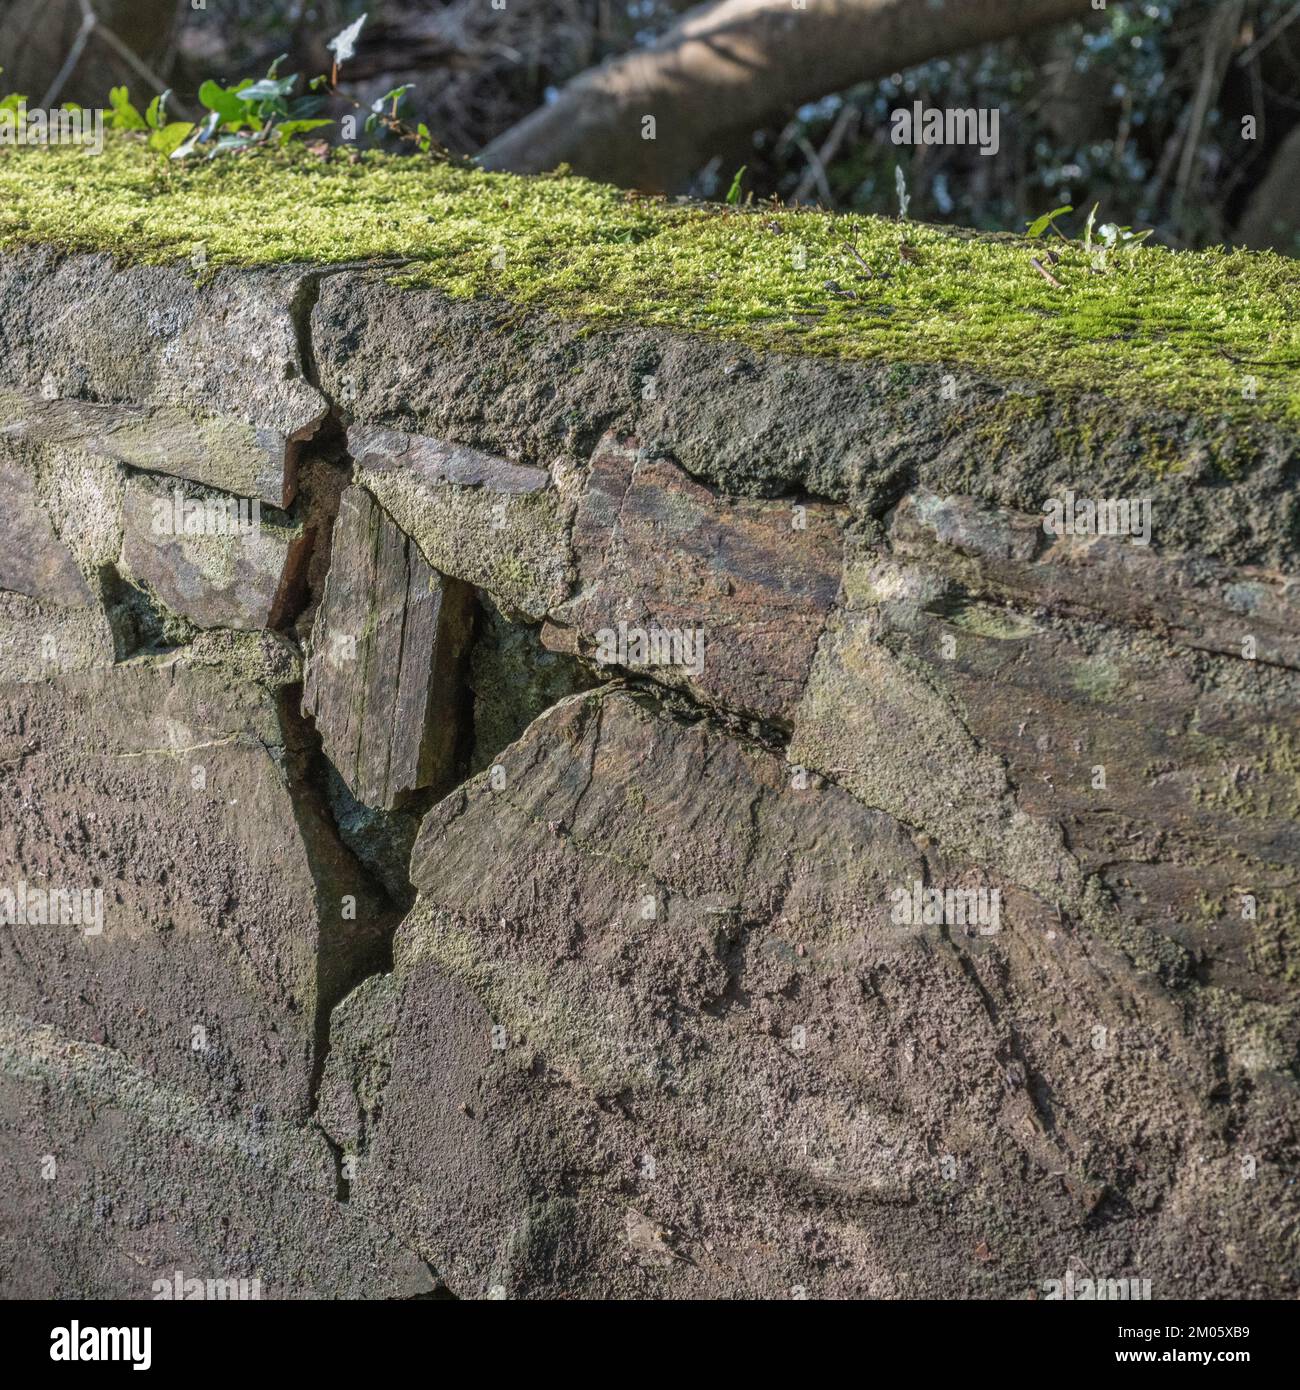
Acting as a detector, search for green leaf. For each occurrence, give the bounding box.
[277,119,333,143]
[148,121,194,157]
[1028,202,1078,239]
[286,94,325,119]
[198,79,249,127]
[1026,204,1073,238]
[107,86,147,131]
[238,76,297,103]
[725,165,747,206]
[1083,202,1099,252]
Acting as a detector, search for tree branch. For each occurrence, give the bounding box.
[480,0,1098,191]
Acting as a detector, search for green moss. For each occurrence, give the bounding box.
[2,138,1298,424]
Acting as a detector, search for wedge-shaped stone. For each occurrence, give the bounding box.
[349,425,571,620]
[303,486,474,810]
[119,475,309,631]
[351,426,552,495]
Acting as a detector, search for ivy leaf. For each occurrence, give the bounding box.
[144,92,172,131]
[277,119,333,143]
[286,94,326,119]
[107,86,147,131]
[198,80,252,127]
[238,76,296,103]
[148,121,194,157]
[1026,205,1072,238]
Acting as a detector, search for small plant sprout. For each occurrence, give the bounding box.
[1021,202,1153,280]
[104,11,443,164]
[1094,220,1155,271]
[1026,204,1073,242]
[725,165,747,206]
[895,164,910,220]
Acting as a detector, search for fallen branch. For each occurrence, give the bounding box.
[480,0,1098,191]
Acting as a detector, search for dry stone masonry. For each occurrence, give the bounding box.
[0,231,1297,1300]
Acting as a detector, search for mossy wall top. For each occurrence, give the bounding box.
[0,137,1297,426]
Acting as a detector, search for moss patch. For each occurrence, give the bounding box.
[1,138,1297,425]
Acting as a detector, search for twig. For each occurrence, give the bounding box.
[40,11,96,109]
[90,20,173,98]
[1176,1,1245,207]
[794,136,832,207]
[1030,257,1063,289]
[1236,0,1300,67]
[793,102,856,205]
[42,0,173,108]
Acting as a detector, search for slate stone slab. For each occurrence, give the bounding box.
[303,486,474,810]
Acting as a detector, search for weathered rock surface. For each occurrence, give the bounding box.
[0,247,1296,1302]
[352,423,844,723]
[119,475,309,632]
[0,253,328,508]
[1,390,303,510]
[0,655,393,1124]
[323,688,1296,1298]
[313,271,1300,569]
[553,434,844,722]
[351,425,573,620]
[0,1014,437,1299]
[0,449,93,608]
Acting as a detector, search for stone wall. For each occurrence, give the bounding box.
[0,246,1296,1299]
